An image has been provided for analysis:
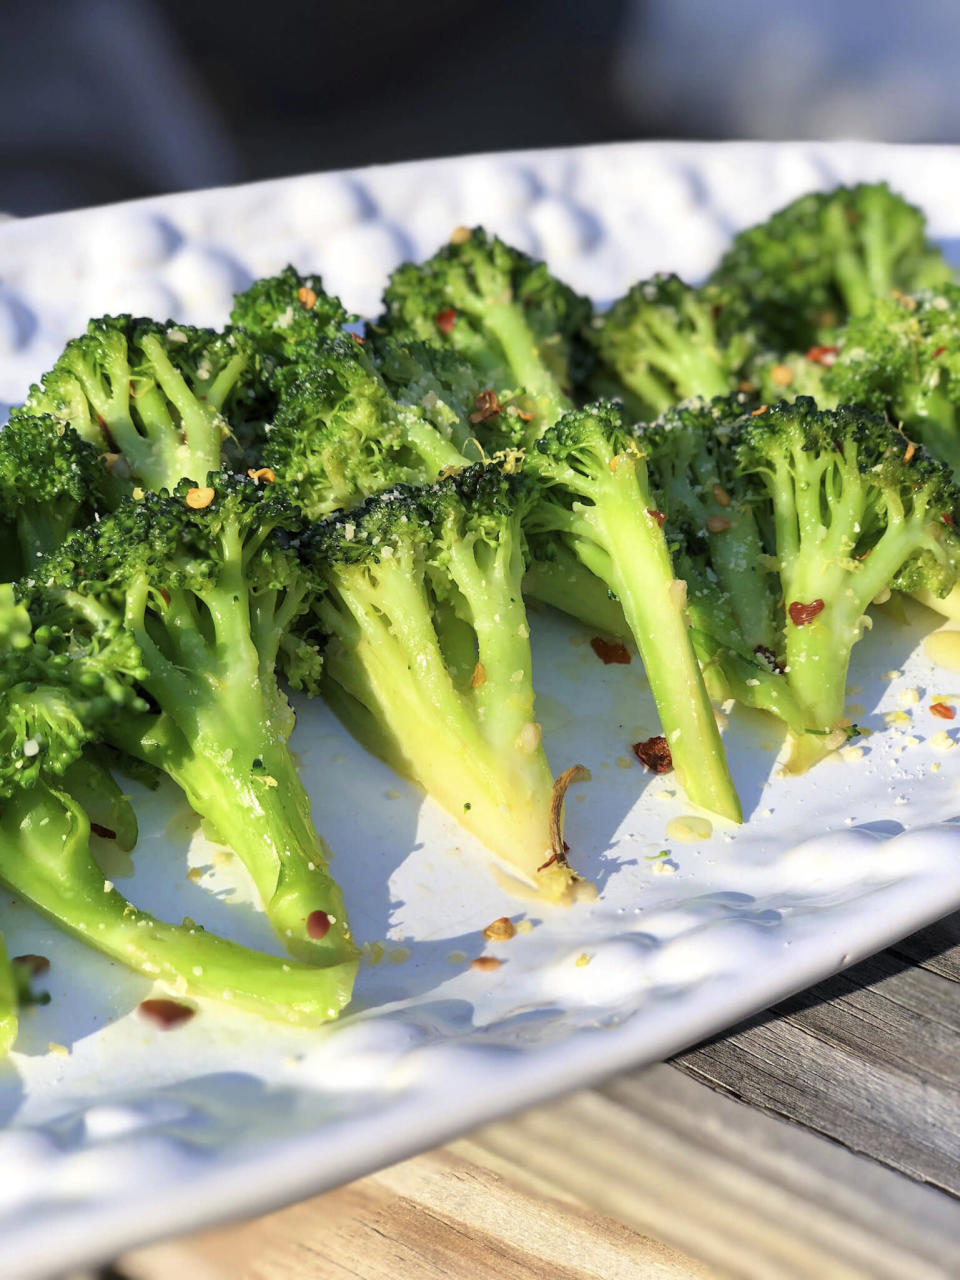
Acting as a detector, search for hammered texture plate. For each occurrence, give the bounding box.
[2,141,960,1279]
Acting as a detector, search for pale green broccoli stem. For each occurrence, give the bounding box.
[709,507,779,652]
[16,500,82,570]
[535,453,741,822]
[138,334,227,485]
[396,408,469,475]
[64,342,180,483]
[523,545,631,641]
[479,300,573,427]
[0,785,355,1025]
[318,556,569,898]
[617,309,732,413]
[0,931,16,1057]
[112,572,354,967]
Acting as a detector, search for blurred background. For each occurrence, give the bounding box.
[4,0,959,216]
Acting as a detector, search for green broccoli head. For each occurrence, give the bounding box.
[736,397,960,756]
[230,265,351,372]
[263,334,471,520]
[640,396,779,657]
[590,275,756,418]
[25,474,354,967]
[301,461,585,900]
[0,583,147,796]
[710,182,953,350]
[823,285,960,475]
[25,316,256,492]
[380,227,591,433]
[0,410,116,575]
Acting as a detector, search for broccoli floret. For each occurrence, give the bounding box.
[710,183,953,350]
[746,347,833,406]
[589,276,756,420]
[737,398,960,768]
[0,582,353,1026]
[25,316,256,491]
[527,402,742,822]
[230,266,351,378]
[263,334,473,520]
[302,462,584,902]
[0,411,116,579]
[380,227,591,434]
[822,286,960,474]
[21,473,355,967]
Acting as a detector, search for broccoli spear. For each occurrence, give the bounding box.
[0,585,356,1026]
[709,182,954,351]
[301,463,585,902]
[589,275,755,420]
[25,316,256,491]
[0,932,17,1057]
[527,402,742,822]
[737,399,960,770]
[21,474,356,968]
[379,227,592,435]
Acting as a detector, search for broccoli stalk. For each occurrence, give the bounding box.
[528,403,742,822]
[0,932,16,1057]
[304,464,584,902]
[380,227,592,435]
[738,399,960,770]
[26,316,255,491]
[24,475,356,966]
[522,542,631,642]
[0,780,355,1025]
[590,276,755,420]
[709,182,953,351]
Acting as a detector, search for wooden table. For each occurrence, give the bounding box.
[101,910,960,1280]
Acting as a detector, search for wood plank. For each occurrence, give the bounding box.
[118,1139,701,1280]
[674,913,960,1193]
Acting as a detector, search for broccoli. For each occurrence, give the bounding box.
[25,316,256,492]
[301,462,584,902]
[380,227,592,434]
[230,265,351,382]
[0,584,356,1025]
[0,411,113,579]
[262,334,470,520]
[737,399,960,769]
[589,275,755,420]
[710,182,953,351]
[522,542,631,642]
[527,401,742,822]
[20,474,356,967]
[822,286,960,475]
[746,347,831,406]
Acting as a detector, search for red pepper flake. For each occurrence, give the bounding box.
[297,286,317,310]
[750,404,769,416]
[515,408,534,422]
[632,735,673,773]
[470,956,502,972]
[306,909,331,940]
[435,308,457,335]
[90,822,117,840]
[138,998,195,1029]
[805,345,839,367]
[13,954,49,977]
[646,508,667,527]
[590,637,631,665]
[943,513,955,529]
[932,345,947,359]
[351,332,366,345]
[788,599,825,626]
[930,702,956,720]
[159,587,171,605]
[470,389,502,423]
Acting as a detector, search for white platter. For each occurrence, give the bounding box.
[2,141,960,1279]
